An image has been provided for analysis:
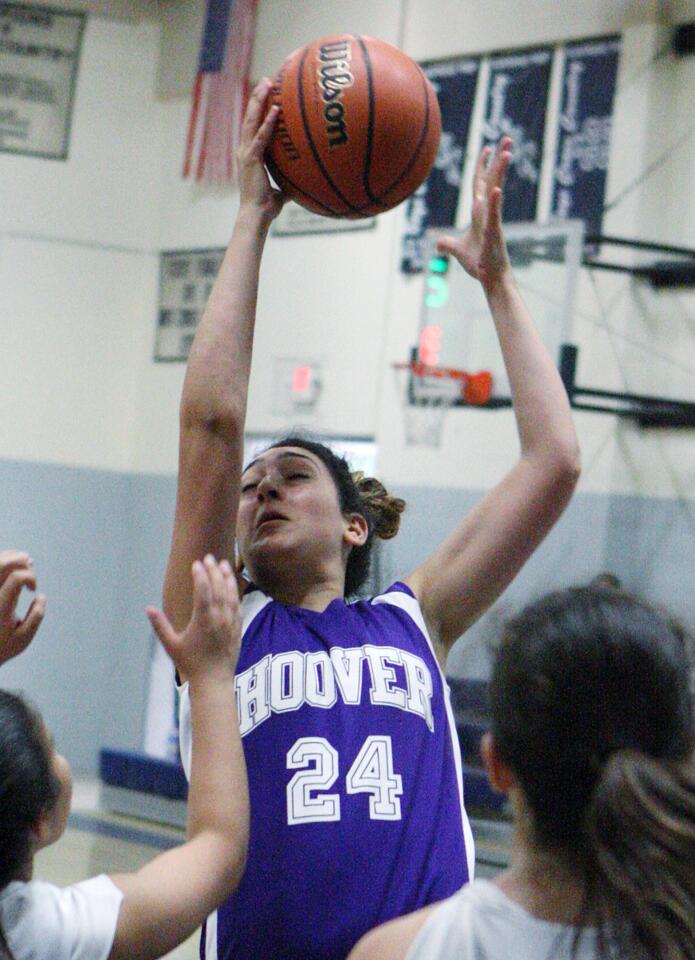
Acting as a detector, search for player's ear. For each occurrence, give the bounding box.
[30,807,60,851]
[344,512,369,549]
[481,732,515,793]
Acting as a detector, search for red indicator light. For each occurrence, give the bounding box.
[292,365,313,394]
[419,324,443,366]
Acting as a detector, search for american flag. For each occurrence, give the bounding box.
[183,0,259,183]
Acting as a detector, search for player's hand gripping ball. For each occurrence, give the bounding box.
[265,34,441,219]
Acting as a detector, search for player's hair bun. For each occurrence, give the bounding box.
[352,472,406,540]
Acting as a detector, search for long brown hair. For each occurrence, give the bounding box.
[490,586,695,958]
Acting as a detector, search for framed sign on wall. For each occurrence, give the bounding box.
[154,248,224,361]
[0,2,85,159]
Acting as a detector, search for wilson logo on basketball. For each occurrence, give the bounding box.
[317,39,354,147]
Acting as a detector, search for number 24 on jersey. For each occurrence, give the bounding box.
[287,734,403,824]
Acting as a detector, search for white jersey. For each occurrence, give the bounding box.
[0,875,123,960]
[406,880,597,960]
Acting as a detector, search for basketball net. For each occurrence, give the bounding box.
[392,361,493,448]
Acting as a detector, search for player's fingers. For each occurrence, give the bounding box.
[242,77,273,137]
[0,552,32,587]
[219,560,241,623]
[0,549,31,568]
[473,145,491,193]
[247,76,272,112]
[0,568,37,617]
[146,607,179,659]
[255,103,280,152]
[193,558,214,612]
[471,149,493,228]
[475,144,491,178]
[220,559,239,602]
[204,554,227,609]
[487,186,504,229]
[435,235,458,256]
[491,138,512,187]
[14,593,46,641]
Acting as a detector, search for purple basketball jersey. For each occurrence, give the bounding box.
[178,583,474,960]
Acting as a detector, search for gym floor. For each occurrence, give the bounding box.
[35,778,511,958]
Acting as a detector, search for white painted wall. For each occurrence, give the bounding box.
[0,237,156,469]
[0,15,161,472]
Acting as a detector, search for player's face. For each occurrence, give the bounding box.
[237,447,350,582]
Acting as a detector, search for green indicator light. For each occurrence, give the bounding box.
[425,275,449,309]
[429,256,449,274]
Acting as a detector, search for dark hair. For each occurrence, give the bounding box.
[490,586,695,959]
[267,436,405,596]
[0,691,61,891]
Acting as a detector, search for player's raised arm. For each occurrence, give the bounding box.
[405,139,580,659]
[108,557,248,960]
[163,78,285,635]
[0,550,46,666]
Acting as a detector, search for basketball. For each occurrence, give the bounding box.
[265,34,441,219]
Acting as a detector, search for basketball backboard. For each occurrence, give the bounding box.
[413,220,585,404]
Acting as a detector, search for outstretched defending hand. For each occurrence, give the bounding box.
[237,77,286,221]
[437,136,513,291]
[0,550,46,666]
[147,556,241,680]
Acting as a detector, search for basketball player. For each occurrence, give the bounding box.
[0,552,250,960]
[348,586,695,960]
[163,78,580,960]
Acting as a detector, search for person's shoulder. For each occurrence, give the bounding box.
[350,885,492,960]
[0,879,72,953]
[372,581,416,601]
[397,883,490,960]
[1,876,123,958]
[367,581,430,635]
[409,880,587,959]
[363,581,417,609]
[1,877,64,919]
[425,878,514,921]
[348,901,443,960]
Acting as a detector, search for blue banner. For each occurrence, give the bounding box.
[401,57,480,274]
[551,36,621,237]
[482,48,552,222]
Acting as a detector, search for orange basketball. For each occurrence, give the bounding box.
[265,34,441,219]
